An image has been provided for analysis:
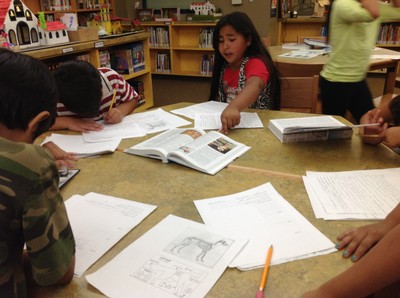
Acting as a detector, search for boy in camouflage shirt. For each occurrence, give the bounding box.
[0,48,75,297]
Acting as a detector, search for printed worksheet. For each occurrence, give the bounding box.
[65,192,157,277]
[303,168,400,220]
[86,215,247,298]
[194,182,336,270]
[83,108,191,142]
[194,112,264,130]
[171,101,229,119]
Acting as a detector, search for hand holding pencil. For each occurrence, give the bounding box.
[256,244,273,298]
[104,84,123,124]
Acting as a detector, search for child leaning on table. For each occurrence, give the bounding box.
[359,94,400,148]
[52,59,140,132]
[208,11,281,133]
[302,203,400,297]
[0,48,75,297]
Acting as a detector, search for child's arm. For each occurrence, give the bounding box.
[104,98,137,124]
[220,76,264,133]
[302,223,400,298]
[383,126,400,148]
[360,100,392,144]
[42,141,78,169]
[360,0,380,18]
[336,203,400,261]
[51,116,103,132]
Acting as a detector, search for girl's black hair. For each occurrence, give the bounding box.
[0,48,57,137]
[208,11,280,109]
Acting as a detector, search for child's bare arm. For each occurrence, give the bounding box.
[220,76,264,133]
[104,99,137,124]
[360,0,380,18]
[51,116,103,132]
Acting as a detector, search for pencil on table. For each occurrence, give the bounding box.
[256,244,273,298]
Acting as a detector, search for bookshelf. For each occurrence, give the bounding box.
[376,22,400,48]
[23,0,115,26]
[21,32,154,112]
[142,22,216,77]
[277,17,327,44]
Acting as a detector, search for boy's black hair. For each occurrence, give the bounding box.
[389,95,400,126]
[0,48,57,137]
[54,60,102,117]
[208,11,280,109]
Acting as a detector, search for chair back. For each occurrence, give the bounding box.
[276,61,322,77]
[280,75,320,113]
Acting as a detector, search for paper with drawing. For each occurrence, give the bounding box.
[86,214,247,298]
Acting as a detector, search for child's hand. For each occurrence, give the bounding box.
[360,109,387,144]
[382,126,400,148]
[335,221,393,262]
[42,141,78,170]
[220,106,241,134]
[67,118,103,132]
[104,108,123,124]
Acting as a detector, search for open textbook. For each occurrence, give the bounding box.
[124,128,251,175]
[268,115,355,143]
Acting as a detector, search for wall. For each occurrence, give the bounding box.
[114,0,279,106]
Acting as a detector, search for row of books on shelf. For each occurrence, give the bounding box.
[377,23,400,45]
[40,0,109,11]
[100,42,145,75]
[147,27,170,48]
[40,0,71,11]
[199,28,214,48]
[146,27,214,48]
[153,52,214,75]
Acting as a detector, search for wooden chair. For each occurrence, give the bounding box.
[280,75,321,113]
[276,60,322,77]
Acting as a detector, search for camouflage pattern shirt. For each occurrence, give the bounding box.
[0,137,75,298]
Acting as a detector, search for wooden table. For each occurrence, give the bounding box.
[269,45,400,94]
[34,104,400,298]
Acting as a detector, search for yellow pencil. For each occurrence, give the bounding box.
[108,88,117,111]
[256,245,273,298]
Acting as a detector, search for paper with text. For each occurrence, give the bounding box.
[42,134,120,158]
[194,183,336,270]
[86,214,247,298]
[83,108,191,142]
[303,168,400,220]
[171,101,229,119]
[65,192,157,277]
[194,112,264,130]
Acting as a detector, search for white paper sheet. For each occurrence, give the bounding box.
[171,101,229,119]
[303,168,400,220]
[194,112,264,130]
[86,214,247,298]
[65,192,157,277]
[42,134,121,158]
[82,108,191,142]
[194,183,336,270]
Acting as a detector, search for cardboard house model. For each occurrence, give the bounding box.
[0,0,69,49]
[0,0,40,48]
[190,1,216,15]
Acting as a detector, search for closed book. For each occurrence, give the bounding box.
[268,115,353,143]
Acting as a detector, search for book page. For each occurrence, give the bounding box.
[86,214,247,298]
[125,128,207,162]
[65,192,157,277]
[167,131,251,175]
